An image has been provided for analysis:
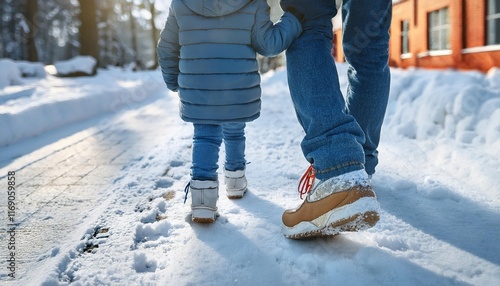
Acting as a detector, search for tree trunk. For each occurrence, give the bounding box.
[128,2,139,65]
[0,1,5,58]
[78,0,99,62]
[25,0,39,62]
[149,0,159,69]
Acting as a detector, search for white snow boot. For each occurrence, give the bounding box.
[224,169,247,199]
[188,180,219,223]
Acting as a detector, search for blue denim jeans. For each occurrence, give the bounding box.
[283,0,392,178]
[191,123,246,181]
[342,0,392,176]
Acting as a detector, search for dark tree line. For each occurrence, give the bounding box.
[0,0,161,68]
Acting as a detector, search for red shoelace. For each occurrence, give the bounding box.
[298,165,315,199]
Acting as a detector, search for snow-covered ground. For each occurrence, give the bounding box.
[0,59,163,148]
[0,61,499,285]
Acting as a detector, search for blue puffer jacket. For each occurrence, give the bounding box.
[157,0,302,124]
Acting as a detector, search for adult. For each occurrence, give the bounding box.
[280,0,392,239]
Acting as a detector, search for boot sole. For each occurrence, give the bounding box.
[282,197,380,239]
[226,188,247,199]
[192,208,217,223]
[227,195,244,199]
[284,211,379,239]
[192,217,216,223]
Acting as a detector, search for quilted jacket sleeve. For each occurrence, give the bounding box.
[157,6,180,92]
[251,0,302,57]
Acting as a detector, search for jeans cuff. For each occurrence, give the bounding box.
[314,161,364,180]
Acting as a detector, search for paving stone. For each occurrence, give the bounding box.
[0,97,168,283]
[50,176,83,186]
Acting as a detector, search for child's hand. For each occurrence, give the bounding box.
[280,0,337,22]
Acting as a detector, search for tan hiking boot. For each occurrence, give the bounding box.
[224,169,248,199]
[282,167,379,239]
[187,180,219,223]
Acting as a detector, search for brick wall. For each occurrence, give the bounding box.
[390,0,415,68]
[333,0,500,73]
[465,0,485,48]
[389,0,500,72]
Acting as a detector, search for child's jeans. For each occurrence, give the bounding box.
[191,123,246,181]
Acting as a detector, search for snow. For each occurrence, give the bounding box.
[386,67,500,148]
[51,56,97,76]
[0,62,499,285]
[15,61,47,78]
[0,66,164,147]
[0,59,23,89]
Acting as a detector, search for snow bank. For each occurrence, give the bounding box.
[0,68,166,147]
[53,56,97,76]
[487,67,500,89]
[0,58,23,88]
[16,60,47,78]
[386,67,500,149]
[0,86,36,105]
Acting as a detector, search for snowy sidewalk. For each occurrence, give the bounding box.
[0,92,179,284]
[0,67,499,285]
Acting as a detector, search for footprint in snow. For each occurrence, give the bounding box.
[133,253,157,273]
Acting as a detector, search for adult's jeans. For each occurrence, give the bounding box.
[343,0,392,176]
[282,0,392,178]
[191,123,246,181]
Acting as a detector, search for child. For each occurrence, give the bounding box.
[157,0,303,223]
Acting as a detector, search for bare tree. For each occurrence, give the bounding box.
[25,0,38,61]
[148,0,159,69]
[78,0,99,62]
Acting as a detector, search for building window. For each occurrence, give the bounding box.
[487,0,500,45]
[428,8,450,51]
[401,20,410,54]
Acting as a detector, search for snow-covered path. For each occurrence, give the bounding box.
[0,67,499,285]
[0,90,174,284]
